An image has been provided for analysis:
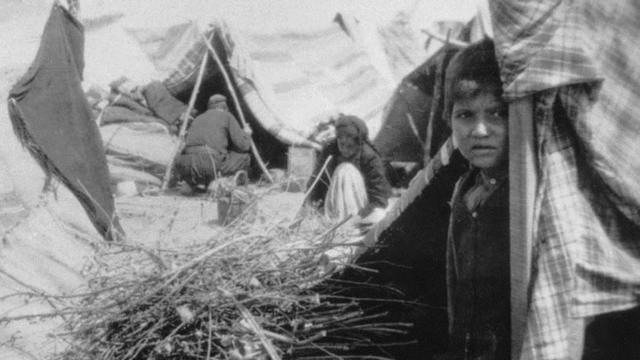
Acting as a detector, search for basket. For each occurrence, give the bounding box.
[214,171,254,225]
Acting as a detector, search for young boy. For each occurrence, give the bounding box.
[440,39,510,360]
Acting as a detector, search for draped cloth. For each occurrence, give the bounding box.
[489,0,640,358]
[324,163,368,220]
[8,4,121,240]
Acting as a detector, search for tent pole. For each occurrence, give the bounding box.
[420,28,469,48]
[405,113,426,150]
[201,34,274,183]
[509,96,537,359]
[161,37,211,191]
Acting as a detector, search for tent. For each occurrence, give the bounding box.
[373,17,485,165]
[123,17,402,157]
[90,6,491,187]
[66,11,431,183]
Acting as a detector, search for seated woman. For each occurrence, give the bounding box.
[306,114,392,221]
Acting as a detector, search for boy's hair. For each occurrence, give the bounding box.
[443,38,503,123]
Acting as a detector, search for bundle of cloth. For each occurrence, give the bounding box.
[86,78,193,194]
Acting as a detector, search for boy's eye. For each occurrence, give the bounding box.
[453,111,473,120]
[487,107,507,121]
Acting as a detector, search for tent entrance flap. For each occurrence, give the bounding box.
[8,4,120,240]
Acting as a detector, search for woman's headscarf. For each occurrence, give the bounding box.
[335,114,369,144]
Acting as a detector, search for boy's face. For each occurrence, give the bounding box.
[451,87,508,171]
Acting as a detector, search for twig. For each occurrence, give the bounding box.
[219,287,281,360]
[206,310,213,360]
[313,214,353,245]
[289,155,333,227]
[302,155,333,203]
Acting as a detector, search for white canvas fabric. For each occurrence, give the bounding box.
[324,162,368,220]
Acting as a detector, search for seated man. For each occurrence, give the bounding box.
[174,94,251,193]
[306,114,392,221]
[439,39,510,360]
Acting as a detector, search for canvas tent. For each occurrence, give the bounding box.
[355,0,640,358]
[371,16,489,166]
[79,8,448,185]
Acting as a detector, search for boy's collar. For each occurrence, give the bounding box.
[475,165,508,185]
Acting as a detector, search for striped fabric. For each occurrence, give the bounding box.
[126,20,398,147]
[236,25,394,139]
[490,1,640,358]
[125,21,211,95]
[374,13,425,82]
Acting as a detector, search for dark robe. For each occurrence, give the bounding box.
[175,109,251,187]
[445,168,510,360]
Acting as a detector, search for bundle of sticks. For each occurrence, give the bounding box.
[56,203,410,360]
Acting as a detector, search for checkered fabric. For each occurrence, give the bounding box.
[490,1,640,358]
[163,32,212,95]
[491,0,640,225]
[520,89,640,359]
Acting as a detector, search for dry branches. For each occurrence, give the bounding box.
[56,199,409,359]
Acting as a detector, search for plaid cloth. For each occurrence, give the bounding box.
[490,1,640,358]
[162,27,214,95]
[522,89,640,359]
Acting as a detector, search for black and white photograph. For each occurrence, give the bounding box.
[1,0,638,359]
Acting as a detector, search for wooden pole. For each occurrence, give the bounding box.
[289,155,333,227]
[509,97,537,359]
[302,155,333,203]
[405,113,425,150]
[420,28,469,48]
[201,33,274,183]
[161,38,211,191]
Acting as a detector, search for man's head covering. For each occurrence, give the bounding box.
[443,39,503,123]
[208,94,227,109]
[335,114,369,143]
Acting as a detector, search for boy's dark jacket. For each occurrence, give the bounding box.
[445,168,510,359]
